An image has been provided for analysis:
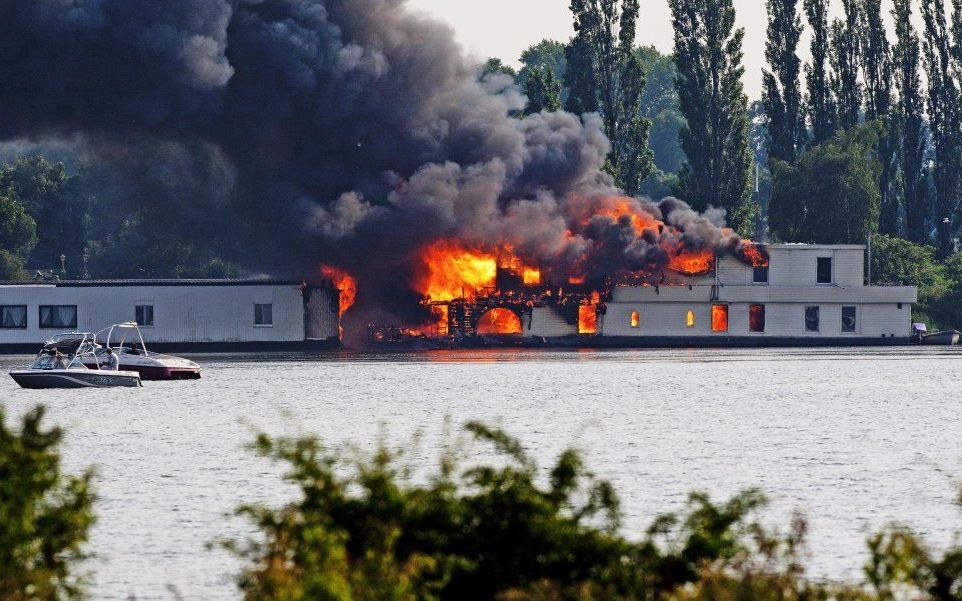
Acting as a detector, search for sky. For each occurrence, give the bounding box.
[406,0,895,100]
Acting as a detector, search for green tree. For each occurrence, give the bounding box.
[517,40,567,92]
[762,0,806,164]
[0,155,88,276]
[830,0,862,132]
[921,0,962,256]
[563,32,599,116]
[893,0,929,243]
[568,0,653,195]
[0,190,37,279]
[637,45,686,175]
[870,234,947,325]
[522,66,562,115]
[861,0,899,237]
[804,0,835,145]
[0,406,95,600]
[771,123,881,244]
[670,0,756,234]
[480,58,517,80]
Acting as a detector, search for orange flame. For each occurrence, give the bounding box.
[477,308,522,334]
[738,242,770,267]
[578,304,597,334]
[667,249,715,275]
[711,304,729,332]
[416,240,498,301]
[523,266,541,285]
[321,265,357,318]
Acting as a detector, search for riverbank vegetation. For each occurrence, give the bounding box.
[6,405,961,600]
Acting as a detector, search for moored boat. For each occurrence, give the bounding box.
[9,333,142,389]
[81,323,201,380]
[921,329,961,345]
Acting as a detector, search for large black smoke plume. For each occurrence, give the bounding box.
[0,0,754,339]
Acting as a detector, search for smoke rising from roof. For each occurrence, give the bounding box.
[0,0,753,338]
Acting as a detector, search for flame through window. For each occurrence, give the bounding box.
[749,304,765,332]
[711,304,728,332]
[630,311,639,328]
[686,310,695,327]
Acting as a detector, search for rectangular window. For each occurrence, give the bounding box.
[686,309,695,327]
[753,265,769,284]
[254,303,273,326]
[841,306,857,332]
[711,304,729,332]
[817,257,833,284]
[0,305,27,329]
[135,305,154,327]
[749,304,766,333]
[630,310,640,328]
[39,305,77,329]
[805,306,820,332]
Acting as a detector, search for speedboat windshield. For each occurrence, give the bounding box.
[29,356,88,370]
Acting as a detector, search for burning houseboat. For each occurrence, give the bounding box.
[530,243,918,346]
[368,243,918,348]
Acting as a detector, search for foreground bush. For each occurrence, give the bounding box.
[231,422,962,601]
[0,407,95,600]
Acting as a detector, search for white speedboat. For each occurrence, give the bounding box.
[9,333,142,389]
[81,323,201,380]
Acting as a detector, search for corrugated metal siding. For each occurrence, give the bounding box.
[0,284,315,344]
[767,247,865,287]
[835,249,864,285]
[523,307,578,337]
[716,256,749,285]
[861,304,913,337]
[305,287,339,339]
[718,286,917,303]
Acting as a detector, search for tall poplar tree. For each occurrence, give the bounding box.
[892,0,928,242]
[861,0,898,235]
[522,66,562,115]
[567,0,653,195]
[762,0,806,164]
[804,0,835,144]
[830,0,862,132]
[921,0,962,255]
[670,0,756,234]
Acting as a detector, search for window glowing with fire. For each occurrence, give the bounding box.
[711,304,728,332]
[630,311,639,328]
[685,309,695,327]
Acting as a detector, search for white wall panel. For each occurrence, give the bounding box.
[0,282,338,344]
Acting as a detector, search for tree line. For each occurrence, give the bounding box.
[488,0,962,255]
[476,0,962,328]
[6,405,962,600]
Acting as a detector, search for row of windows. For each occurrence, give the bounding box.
[1,305,79,329]
[626,303,858,333]
[0,303,275,329]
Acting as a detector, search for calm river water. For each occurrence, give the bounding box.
[1,347,961,599]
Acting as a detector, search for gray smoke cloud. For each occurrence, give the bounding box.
[0,0,757,338]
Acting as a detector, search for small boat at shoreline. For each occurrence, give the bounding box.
[81,323,201,380]
[9,333,142,389]
[921,329,961,345]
